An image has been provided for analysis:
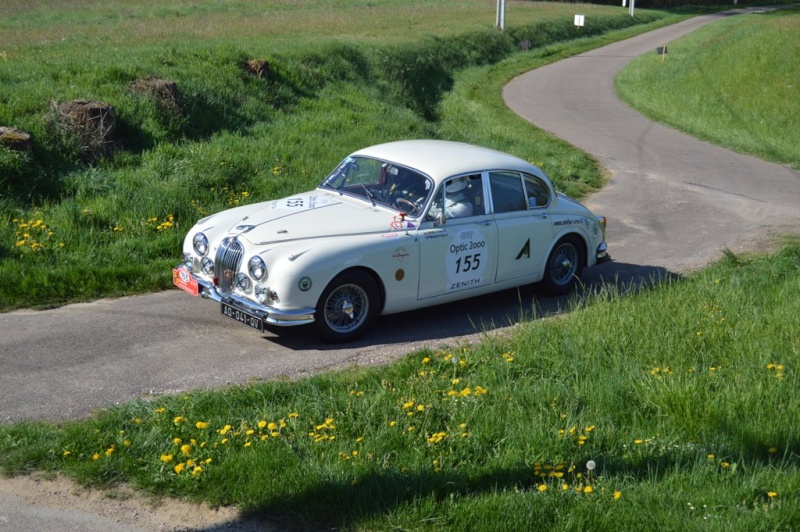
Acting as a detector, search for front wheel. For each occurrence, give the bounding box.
[314,270,380,343]
[541,236,584,296]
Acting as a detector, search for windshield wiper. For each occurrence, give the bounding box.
[359,184,376,206]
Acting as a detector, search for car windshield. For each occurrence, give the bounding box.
[320,156,433,218]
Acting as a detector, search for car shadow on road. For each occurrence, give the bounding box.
[263,260,681,351]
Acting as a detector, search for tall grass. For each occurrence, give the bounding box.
[2,242,798,529]
[616,7,800,168]
[0,1,669,309]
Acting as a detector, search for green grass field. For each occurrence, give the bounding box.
[0,0,669,310]
[2,1,799,530]
[616,7,800,168]
[2,242,798,529]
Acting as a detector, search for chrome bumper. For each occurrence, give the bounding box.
[195,276,315,327]
[596,242,610,263]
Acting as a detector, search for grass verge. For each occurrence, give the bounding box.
[616,7,800,169]
[1,2,673,310]
[1,240,798,529]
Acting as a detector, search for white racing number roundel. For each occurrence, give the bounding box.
[445,229,486,291]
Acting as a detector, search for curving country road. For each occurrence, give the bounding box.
[3,7,800,531]
[2,8,800,429]
[504,9,800,274]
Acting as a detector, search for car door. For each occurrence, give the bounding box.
[489,171,554,283]
[417,174,498,300]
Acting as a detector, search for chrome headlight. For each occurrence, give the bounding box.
[192,232,209,256]
[248,255,268,281]
[235,273,251,292]
[201,257,214,275]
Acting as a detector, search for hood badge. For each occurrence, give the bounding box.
[235,224,256,233]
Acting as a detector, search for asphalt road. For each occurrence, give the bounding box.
[504,8,800,273]
[3,8,800,427]
[2,7,800,529]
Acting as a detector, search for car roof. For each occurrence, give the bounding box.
[351,140,543,184]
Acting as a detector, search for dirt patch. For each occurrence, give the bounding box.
[0,473,268,531]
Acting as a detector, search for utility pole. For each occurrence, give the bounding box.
[496,0,505,30]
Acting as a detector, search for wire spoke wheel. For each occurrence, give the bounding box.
[323,283,369,334]
[549,242,578,286]
[315,270,380,343]
[542,236,583,295]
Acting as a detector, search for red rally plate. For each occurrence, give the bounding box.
[173,267,199,296]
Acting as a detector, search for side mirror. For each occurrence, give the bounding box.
[435,213,447,226]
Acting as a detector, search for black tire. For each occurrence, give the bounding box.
[541,236,584,296]
[314,270,380,343]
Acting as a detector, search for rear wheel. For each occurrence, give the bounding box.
[314,270,380,343]
[541,236,584,295]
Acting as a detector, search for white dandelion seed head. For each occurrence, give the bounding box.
[586,460,596,471]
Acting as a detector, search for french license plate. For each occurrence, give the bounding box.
[220,302,264,331]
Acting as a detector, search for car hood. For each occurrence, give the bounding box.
[200,192,406,245]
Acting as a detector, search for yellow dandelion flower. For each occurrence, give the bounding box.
[768,491,778,498]
[181,444,192,456]
[583,486,593,494]
[244,442,252,448]
[63,450,71,457]
[173,437,182,445]
[257,420,267,429]
[195,421,208,429]
[268,422,278,431]
[421,357,431,364]
[192,466,203,476]
[161,454,173,463]
[174,463,185,474]
[614,490,622,500]
[538,484,548,492]
[92,453,100,460]
[768,447,778,454]
[288,412,299,418]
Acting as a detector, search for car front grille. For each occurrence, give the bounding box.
[215,237,244,296]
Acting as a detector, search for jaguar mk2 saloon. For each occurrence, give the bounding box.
[173,140,608,342]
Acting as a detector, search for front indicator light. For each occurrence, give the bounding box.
[255,284,269,304]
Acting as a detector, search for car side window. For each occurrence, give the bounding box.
[523,174,550,208]
[489,171,527,213]
[429,174,483,219]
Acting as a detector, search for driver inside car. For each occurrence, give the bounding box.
[385,166,429,217]
[429,175,474,219]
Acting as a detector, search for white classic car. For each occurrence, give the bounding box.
[173,140,608,342]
